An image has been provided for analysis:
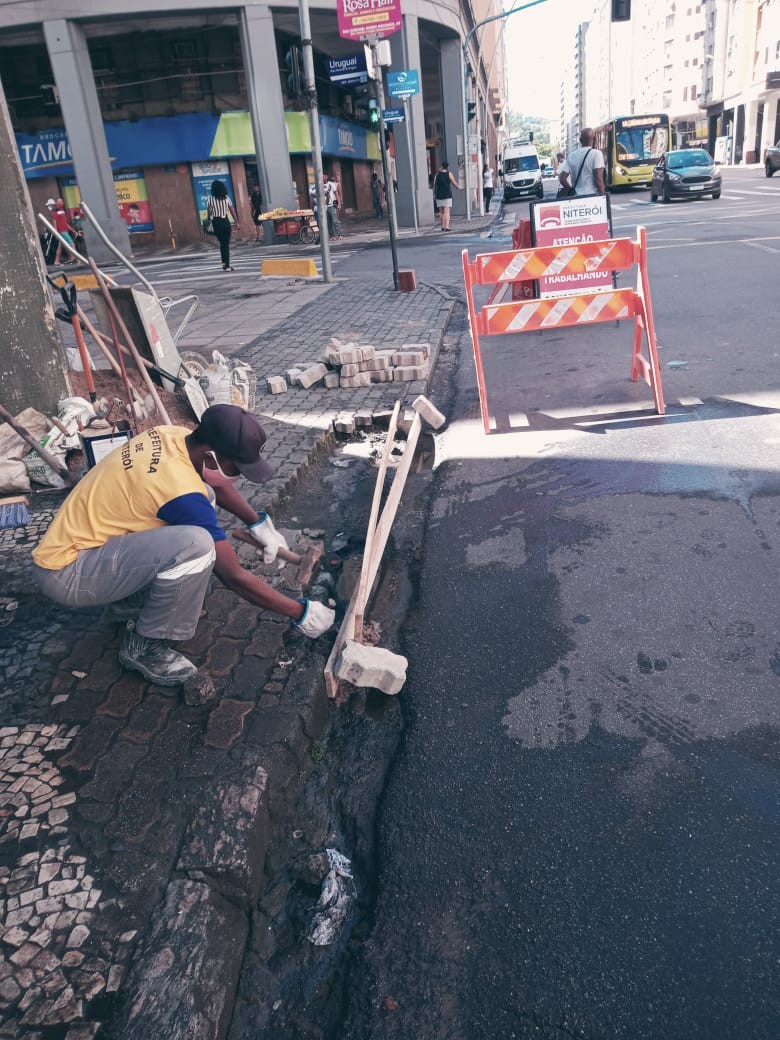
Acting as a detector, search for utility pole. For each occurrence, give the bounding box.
[463,0,549,220]
[298,0,333,282]
[371,43,401,291]
[0,78,68,413]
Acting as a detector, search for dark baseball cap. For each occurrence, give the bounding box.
[197,404,273,483]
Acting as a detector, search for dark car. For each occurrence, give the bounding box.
[766,140,780,177]
[650,148,721,202]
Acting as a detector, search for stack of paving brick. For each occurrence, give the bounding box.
[265,337,430,394]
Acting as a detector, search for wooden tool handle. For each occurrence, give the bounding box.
[231,528,302,564]
[0,404,72,483]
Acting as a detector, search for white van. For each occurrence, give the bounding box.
[501,143,543,201]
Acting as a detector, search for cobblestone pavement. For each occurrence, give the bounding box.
[0,260,456,1037]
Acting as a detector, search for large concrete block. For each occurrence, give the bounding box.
[341,363,360,377]
[177,765,269,903]
[334,413,355,435]
[370,370,394,383]
[285,367,302,385]
[115,879,247,1040]
[393,365,428,382]
[412,395,446,429]
[362,357,391,372]
[340,373,371,388]
[298,363,328,389]
[393,351,426,367]
[324,372,340,388]
[333,347,362,366]
[266,376,287,395]
[335,640,407,695]
[359,346,376,361]
[354,409,373,427]
[400,342,431,358]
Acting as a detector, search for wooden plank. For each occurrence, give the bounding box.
[353,400,401,640]
[325,413,422,698]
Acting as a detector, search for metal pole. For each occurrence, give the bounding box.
[462,0,550,221]
[399,24,420,235]
[463,61,472,220]
[372,43,401,291]
[406,111,419,236]
[475,91,483,216]
[298,0,333,283]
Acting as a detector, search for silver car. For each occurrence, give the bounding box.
[650,149,721,202]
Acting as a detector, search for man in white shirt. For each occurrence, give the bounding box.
[323,173,342,237]
[559,128,606,196]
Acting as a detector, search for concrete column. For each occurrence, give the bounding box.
[440,38,466,216]
[239,5,296,211]
[0,81,68,414]
[43,20,130,263]
[389,16,434,228]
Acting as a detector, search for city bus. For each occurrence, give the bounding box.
[593,114,671,189]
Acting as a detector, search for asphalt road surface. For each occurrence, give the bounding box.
[335,167,780,1039]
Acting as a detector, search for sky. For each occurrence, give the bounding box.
[503,0,589,120]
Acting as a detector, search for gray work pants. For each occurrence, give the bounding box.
[32,526,216,642]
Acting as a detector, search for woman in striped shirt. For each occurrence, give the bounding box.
[207,180,240,271]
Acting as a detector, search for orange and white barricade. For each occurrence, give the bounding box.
[462,226,665,434]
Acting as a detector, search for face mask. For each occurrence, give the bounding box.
[201,451,240,489]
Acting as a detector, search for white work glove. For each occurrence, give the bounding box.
[294,599,335,639]
[247,513,289,564]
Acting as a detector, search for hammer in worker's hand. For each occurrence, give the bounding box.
[231,528,302,564]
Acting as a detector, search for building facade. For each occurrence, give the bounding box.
[0,0,507,254]
[569,0,778,165]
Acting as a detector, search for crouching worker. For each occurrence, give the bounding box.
[31,405,335,686]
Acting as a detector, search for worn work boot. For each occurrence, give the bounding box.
[118,621,198,686]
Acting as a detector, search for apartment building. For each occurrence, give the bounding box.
[700,0,779,163]
[571,0,777,164]
[560,21,588,153]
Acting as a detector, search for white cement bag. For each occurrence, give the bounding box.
[0,459,31,494]
[0,407,49,461]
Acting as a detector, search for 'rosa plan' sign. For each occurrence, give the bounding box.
[337,0,403,42]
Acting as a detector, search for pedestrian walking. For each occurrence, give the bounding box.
[482,164,494,211]
[323,173,342,238]
[30,405,335,687]
[52,199,77,265]
[250,185,263,241]
[433,161,460,231]
[558,129,605,198]
[207,180,240,271]
[371,172,384,219]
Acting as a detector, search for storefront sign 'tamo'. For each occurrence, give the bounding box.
[337,0,403,42]
[16,110,381,180]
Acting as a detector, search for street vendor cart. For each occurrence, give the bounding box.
[261,209,319,245]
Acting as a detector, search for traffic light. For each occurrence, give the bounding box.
[467,102,476,122]
[611,0,630,20]
[285,46,302,98]
[368,98,380,129]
